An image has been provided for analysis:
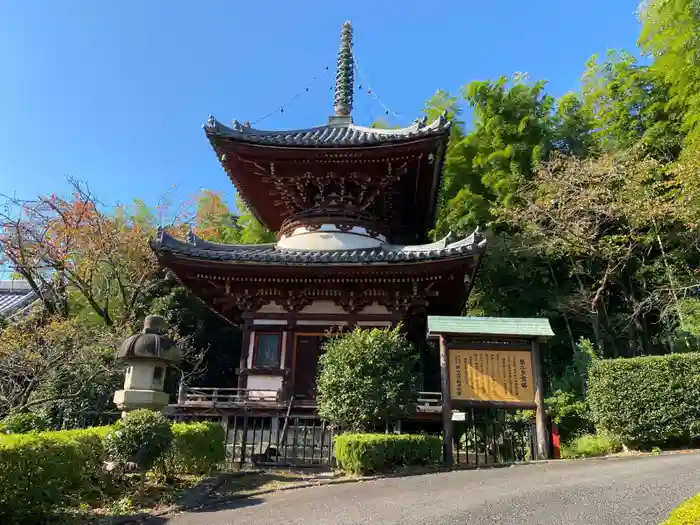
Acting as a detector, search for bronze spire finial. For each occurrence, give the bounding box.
[333,21,354,117]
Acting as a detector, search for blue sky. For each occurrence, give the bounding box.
[0,1,642,212]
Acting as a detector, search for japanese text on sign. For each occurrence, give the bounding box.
[449,349,535,404]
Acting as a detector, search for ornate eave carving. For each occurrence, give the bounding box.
[207,275,444,318]
[237,157,420,238]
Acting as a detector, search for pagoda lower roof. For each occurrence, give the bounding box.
[204,114,450,148]
[151,230,485,266]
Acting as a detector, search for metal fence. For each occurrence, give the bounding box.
[53,410,122,430]
[54,407,536,470]
[450,408,536,466]
[225,415,336,469]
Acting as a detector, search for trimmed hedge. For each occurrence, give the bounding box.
[587,353,700,447]
[662,494,700,525]
[0,426,111,524]
[0,417,227,522]
[334,433,442,475]
[160,422,226,474]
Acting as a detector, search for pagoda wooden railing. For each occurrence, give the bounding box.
[178,387,444,411]
[417,391,443,412]
[181,387,280,406]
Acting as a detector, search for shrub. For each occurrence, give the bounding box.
[587,353,700,447]
[560,433,622,459]
[0,426,111,524]
[0,411,50,434]
[105,409,173,472]
[317,326,419,431]
[334,433,441,475]
[662,493,700,525]
[545,390,593,443]
[160,422,225,475]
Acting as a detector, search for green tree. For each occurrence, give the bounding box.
[435,75,558,234]
[194,190,274,244]
[551,91,595,157]
[639,0,700,146]
[0,315,123,420]
[581,51,683,158]
[317,326,419,431]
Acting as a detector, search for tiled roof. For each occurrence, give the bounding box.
[151,230,486,265]
[203,113,451,148]
[0,280,39,317]
[427,316,555,339]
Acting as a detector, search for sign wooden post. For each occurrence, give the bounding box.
[531,339,548,460]
[439,335,453,466]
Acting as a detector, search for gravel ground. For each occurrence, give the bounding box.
[157,453,700,525]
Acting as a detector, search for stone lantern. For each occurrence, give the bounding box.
[113,315,181,413]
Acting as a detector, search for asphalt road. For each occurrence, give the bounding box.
[160,454,700,525]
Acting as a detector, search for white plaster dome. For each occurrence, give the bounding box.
[276,224,387,251]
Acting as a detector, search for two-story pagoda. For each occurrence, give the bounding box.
[151,22,486,417]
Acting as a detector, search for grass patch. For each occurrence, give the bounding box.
[561,433,623,459]
[661,493,700,525]
[61,474,203,525]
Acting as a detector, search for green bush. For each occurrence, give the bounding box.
[0,426,111,524]
[317,326,419,431]
[545,390,593,443]
[0,411,50,434]
[334,433,442,475]
[160,422,225,475]
[662,493,700,525]
[560,433,622,459]
[587,353,700,447]
[105,409,173,472]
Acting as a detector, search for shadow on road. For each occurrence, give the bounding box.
[145,497,264,524]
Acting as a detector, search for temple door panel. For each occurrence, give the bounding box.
[292,334,326,400]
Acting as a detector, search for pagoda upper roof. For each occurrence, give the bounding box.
[204,114,450,149]
[151,228,485,266]
[198,22,455,242]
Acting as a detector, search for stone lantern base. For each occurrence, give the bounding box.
[113,389,170,411]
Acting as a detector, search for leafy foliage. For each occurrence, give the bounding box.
[560,432,622,459]
[0,315,123,420]
[639,0,700,147]
[581,51,682,158]
[104,410,173,472]
[195,190,275,245]
[317,326,419,431]
[0,180,163,327]
[0,426,111,524]
[586,353,700,447]
[333,433,442,475]
[0,411,49,434]
[158,422,225,475]
[662,493,700,525]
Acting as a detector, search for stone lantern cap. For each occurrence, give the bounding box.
[116,315,182,364]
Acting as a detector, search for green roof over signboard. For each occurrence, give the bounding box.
[427,316,554,339]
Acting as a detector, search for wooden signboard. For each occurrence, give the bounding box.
[428,315,555,466]
[449,349,535,406]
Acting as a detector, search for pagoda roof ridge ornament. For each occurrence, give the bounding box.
[333,21,354,117]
